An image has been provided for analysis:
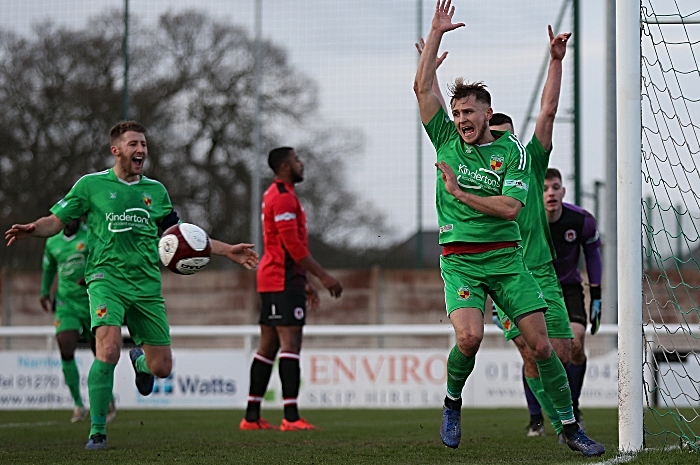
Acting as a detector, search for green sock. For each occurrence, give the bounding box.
[534,353,575,424]
[525,376,563,434]
[61,359,83,408]
[446,345,475,399]
[135,354,152,374]
[88,359,116,437]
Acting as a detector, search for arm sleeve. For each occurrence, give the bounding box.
[273,194,310,263]
[526,135,552,179]
[501,134,531,206]
[582,213,602,285]
[50,177,89,223]
[157,209,180,232]
[423,107,457,152]
[40,244,57,297]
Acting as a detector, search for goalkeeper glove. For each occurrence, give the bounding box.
[491,301,504,330]
[589,285,601,335]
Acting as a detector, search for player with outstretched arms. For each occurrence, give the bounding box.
[414,0,603,456]
[6,120,259,450]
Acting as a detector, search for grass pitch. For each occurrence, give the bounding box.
[0,408,696,464]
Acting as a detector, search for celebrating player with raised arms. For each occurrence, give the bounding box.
[414,0,603,456]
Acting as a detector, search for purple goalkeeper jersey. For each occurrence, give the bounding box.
[549,202,602,285]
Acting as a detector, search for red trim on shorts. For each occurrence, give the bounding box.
[442,241,518,256]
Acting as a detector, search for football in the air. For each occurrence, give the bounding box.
[158,223,212,275]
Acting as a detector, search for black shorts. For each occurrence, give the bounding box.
[561,283,587,327]
[259,289,306,326]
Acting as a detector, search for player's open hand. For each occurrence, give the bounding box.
[415,38,449,69]
[5,223,36,246]
[432,0,465,35]
[549,25,571,61]
[226,243,259,270]
[305,282,320,312]
[321,274,342,298]
[435,161,460,196]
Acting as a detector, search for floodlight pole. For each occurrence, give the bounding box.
[415,0,424,268]
[251,0,263,253]
[122,0,129,121]
[604,0,619,332]
[616,0,643,453]
[573,0,582,205]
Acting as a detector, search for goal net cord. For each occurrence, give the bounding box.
[641,0,700,452]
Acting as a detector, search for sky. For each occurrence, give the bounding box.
[1,0,696,249]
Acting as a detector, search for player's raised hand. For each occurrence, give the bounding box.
[415,37,449,69]
[225,243,259,270]
[432,0,465,35]
[5,223,36,246]
[549,25,571,61]
[435,161,461,196]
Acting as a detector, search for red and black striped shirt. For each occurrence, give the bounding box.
[256,179,309,293]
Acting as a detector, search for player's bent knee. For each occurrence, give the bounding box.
[456,333,482,356]
[529,341,553,361]
[149,360,172,378]
[97,344,121,364]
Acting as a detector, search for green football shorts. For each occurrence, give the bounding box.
[440,246,547,321]
[87,279,170,346]
[54,296,93,340]
[495,261,574,340]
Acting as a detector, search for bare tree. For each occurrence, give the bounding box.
[0,10,387,269]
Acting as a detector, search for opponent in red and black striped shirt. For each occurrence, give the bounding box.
[241,147,342,432]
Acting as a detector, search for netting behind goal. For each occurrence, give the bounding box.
[641,0,700,452]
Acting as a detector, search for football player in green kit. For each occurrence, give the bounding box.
[41,218,116,424]
[486,27,577,441]
[6,120,259,450]
[414,0,603,456]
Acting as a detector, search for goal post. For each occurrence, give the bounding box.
[617,0,644,453]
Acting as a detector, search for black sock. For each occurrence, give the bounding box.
[444,396,462,410]
[563,422,580,439]
[279,353,300,422]
[244,355,274,422]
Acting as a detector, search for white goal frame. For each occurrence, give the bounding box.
[617,0,644,453]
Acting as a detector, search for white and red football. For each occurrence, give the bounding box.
[158,223,212,275]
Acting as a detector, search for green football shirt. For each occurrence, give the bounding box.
[40,223,89,303]
[424,107,531,244]
[516,136,557,268]
[50,168,173,290]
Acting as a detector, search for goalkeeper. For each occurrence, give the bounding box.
[542,167,603,431]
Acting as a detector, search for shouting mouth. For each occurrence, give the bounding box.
[461,125,475,139]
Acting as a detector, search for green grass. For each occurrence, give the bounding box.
[0,408,696,464]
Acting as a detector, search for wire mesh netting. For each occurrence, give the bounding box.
[641,0,700,452]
